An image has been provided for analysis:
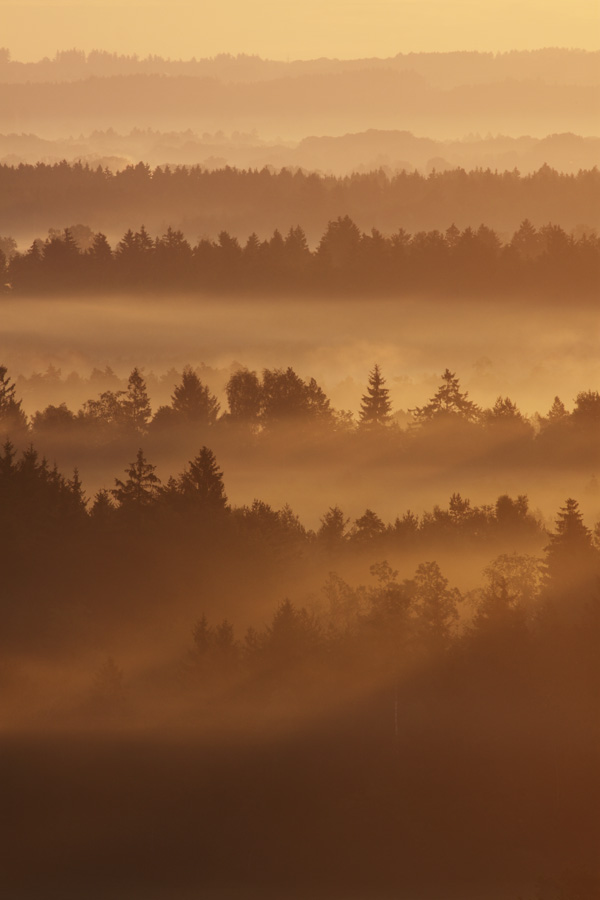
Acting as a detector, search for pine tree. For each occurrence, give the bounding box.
[317,506,349,547]
[112,448,160,509]
[0,365,27,436]
[121,368,152,432]
[177,446,227,511]
[545,499,594,565]
[171,366,220,425]
[411,369,479,424]
[544,498,598,603]
[358,364,392,429]
[539,395,569,430]
[90,488,116,525]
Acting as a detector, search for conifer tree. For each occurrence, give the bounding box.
[112,448,160,509]
[0,365,27,436]
[411,369,479,424]
[358,364,392,429]
[121,368,152,432]
[545,499,594,569]
[177,446,227,511]
[171,366,220,424]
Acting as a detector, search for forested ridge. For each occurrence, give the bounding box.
[2,215,598,297]
[1,161,598,241]
[2,364,599,468]
[1,47,598,85]
[3,429,599,898]
[1,430,598,673]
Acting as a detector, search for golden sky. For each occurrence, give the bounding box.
[1,0,598,61]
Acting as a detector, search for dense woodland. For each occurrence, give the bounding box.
[2,214,599,297]
[3,431,599,898]
[2,40,599,900]
[2,363,599,469]
[1,161,599,242]
[2,360,600,897]
[1,388,598,677]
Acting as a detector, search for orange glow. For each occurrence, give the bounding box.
[2,0,599,61]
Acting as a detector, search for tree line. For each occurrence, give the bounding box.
[1,161,598,243]
[1,431,597,646]
[2,426,598,899]
[2,215,598,296]
[2,47,597,86]
[2,364,599,461]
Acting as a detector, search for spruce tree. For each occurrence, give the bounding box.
[172,367,220,425]
[543,498,599,606]
[0,365,27,437]
[411,369,479,424]
[112,448,160,509]
[121,368,152,432]
[177,446,227,511]
[358,364,392,429]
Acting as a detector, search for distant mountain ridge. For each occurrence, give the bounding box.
[1,47,599,87]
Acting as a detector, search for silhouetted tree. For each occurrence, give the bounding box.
[225,368,262,426]
[176,447,228,512]
[31,402,77,435]
[352,509,386,542]
[121,368,152,432]
[171,366,220,425]
[572,390,600,428]
[112,448,160,510]
[411,560,460,649]
[317,506,349,549]
[317,215,361,273]
[411,369,479,424]
[0,365,27,437]
[358,364,392,429]
[544,499,597,602]
[261,367,333,427]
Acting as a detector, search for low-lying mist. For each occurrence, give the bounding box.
[4,293,597,416]
[2,295,599,899]
[3,292,598,525]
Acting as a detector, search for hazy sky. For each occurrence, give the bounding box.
[2,0,598,62]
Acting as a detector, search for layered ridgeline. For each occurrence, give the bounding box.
[1,128,598,177]
[1,162,597,248]
[0,49,598,136]
[1,48,598,85]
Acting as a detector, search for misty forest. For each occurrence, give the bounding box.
[0,40,599,900]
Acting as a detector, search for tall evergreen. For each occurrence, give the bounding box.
[411,369,479,424]
[0,365,27,437]
[358,364,392,429]
[177,447,228,512]
[112,448,160,510]
[171,367,220,425]
[121,368,152,432]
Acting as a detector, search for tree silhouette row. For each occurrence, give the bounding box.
[1,161,598,249]
[3,365,598,461]
[2,215,598,296]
